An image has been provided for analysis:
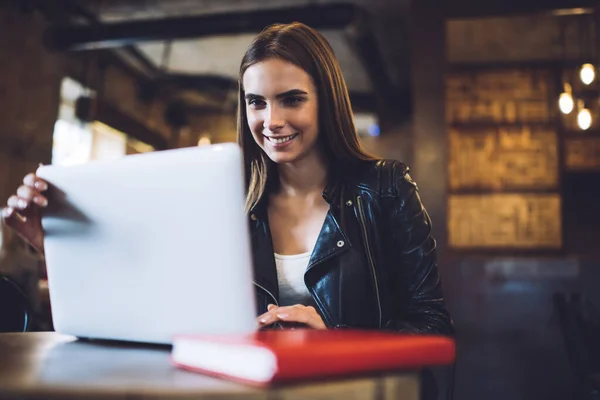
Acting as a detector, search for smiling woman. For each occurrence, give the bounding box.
[238,23,377,216]
[236,21,453,340]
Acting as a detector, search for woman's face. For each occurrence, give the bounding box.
[242,58,320,165]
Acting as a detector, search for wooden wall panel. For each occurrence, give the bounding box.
[448,194,562,248]
[446,68,561,250]
[446,70,553,124]
[449,126,558,190]
[565,137,600,171]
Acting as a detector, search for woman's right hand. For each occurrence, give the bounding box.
[2,173,49,253]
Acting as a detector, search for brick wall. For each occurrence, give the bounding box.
[0,6,62,205]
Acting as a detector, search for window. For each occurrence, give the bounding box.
[52,77,154,166]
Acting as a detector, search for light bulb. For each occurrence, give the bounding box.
[577,108,592,130]
[559,92,574,114]
[580,63,595,85]
[197,136,211,146]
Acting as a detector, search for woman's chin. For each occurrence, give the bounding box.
[267,152,297,164]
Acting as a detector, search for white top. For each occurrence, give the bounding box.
[274,251,313,306]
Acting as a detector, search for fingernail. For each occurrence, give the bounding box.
[260,317,269,323]
[277,313,289,319]
[34,196,48,207]
[34,181,48,191]
[17,199,27,209]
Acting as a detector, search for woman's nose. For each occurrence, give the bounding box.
[263,106,284,132]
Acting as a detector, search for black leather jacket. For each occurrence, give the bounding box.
[249,160,453,336]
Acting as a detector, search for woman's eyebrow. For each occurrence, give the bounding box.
[244,93,264,101]
[275,89,308,99]
[244,89,308,101]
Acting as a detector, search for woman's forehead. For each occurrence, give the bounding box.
[242,59,314,94]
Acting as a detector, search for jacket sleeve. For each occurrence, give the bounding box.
[383,167,454,336]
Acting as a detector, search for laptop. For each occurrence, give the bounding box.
[36,143,257,345]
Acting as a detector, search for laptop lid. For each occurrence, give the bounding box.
[37,144,257,344]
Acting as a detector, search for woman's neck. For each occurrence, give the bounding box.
[276,151,328,198]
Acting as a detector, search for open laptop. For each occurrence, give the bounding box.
[36,143,257,345]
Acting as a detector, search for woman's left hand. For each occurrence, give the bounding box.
[257,304,327,330]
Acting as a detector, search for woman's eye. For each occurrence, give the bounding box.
[284,97,304,107]
[248,99,266,107]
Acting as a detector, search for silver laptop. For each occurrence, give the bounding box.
[36,144,257,345]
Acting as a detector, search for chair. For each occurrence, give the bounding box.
[0,276,30,332]
[553,292,600,400]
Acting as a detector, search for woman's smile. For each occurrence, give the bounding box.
[264,133,299,147]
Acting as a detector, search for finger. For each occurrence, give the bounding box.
[2,207,14,220]
[9,195,30,210]
[258,305,294,325]
[7,195,20,209]
[265,304,305,322]
[257,306,280,322]
[277,307,326,329]
[23,173,47,190]
[33,194,48,207]
[23,173,37,186]
[277,309,310,325]
[267,304,277,311]
[16,185,37,201]
[16,186,47,207]
[257,311,274,325]
[2,207,27,224]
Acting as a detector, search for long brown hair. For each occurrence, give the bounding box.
[237,22,377,213]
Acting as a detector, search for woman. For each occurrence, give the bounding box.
[3,22,453,335]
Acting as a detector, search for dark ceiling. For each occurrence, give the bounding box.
[35,0,412,130]
[31,0,600,131]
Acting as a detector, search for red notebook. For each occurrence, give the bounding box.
[171,329,455,385]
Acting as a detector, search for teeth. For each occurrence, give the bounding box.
[269,134,297,144]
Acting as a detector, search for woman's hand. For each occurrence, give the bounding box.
[2,173,48,253]
[257,304,327,330]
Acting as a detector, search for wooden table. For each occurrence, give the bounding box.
[0,332,420,400]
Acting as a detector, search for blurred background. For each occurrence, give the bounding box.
[1,0,600,399]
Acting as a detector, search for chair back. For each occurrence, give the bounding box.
[554,292,600,397]
[0,276,30,332]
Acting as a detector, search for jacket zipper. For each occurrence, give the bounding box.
[356,195,383,328]
[253,281,278,306]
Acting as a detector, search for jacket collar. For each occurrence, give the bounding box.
[306,210,351,273]
[249,177,350,302]
[321,178,339,205]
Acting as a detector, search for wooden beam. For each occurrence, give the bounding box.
[43,3,362,51]
[444,0,597,18]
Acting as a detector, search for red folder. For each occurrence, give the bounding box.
[171,329,455,385]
